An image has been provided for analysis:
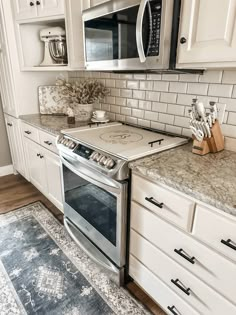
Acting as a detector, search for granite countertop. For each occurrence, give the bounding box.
[20,114,89,135]
[129,143,236,216]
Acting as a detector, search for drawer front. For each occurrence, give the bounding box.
[39,130,58,154]
[21,122,39,143]
[132,174,195,231]
[193,204,236,263]
[131,201,236,305]
[129,255,199,315]
[130,230,236,315]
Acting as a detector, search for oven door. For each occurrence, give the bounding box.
[61,155,128,270]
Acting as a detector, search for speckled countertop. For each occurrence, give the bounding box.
[20,114,89,135]
[129,143,236,216]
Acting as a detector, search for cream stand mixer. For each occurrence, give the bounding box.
[40,26,67,66]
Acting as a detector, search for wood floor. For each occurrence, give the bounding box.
[0,174,166,315]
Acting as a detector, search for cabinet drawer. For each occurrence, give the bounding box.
[21,122,39,143]
[39,130,58,155]
[193,204,236,262]
[130,230,236,315]
[132,174,195,231]
[131,201,236,305]
[130,255,199,315]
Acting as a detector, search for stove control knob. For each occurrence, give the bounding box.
[97,154,104,163]
[99,156,107,165]
[105,158,115,169]
[90,152,97,160]
[68,141,76,149]
[91,152,100,161]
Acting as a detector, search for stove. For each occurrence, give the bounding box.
[56,122,188,286]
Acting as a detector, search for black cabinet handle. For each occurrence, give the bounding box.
[44,141,52,146]
[171,279,191,296]
[40,155,44,159]
[29,1,34,6]
[221,239,236,251]
[36,1,40,5]
[180,37,187,44]
[7,123,12,127]
[174,248,195,264]
[145,197,163,209]
[24,131,32,135]
[37,153,40,157]
[167,306,179,315]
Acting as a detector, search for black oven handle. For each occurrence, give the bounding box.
[136,0,151,63]
[61,155,122,194]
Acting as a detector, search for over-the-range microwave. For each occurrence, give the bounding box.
[82,0,181,71]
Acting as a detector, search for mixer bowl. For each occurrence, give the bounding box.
[49,39,67,64]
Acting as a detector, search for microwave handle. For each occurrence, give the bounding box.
[136,0,151,63]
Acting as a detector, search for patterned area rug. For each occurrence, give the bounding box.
[0,202,150,315]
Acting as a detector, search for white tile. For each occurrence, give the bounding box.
[160,92,177,104]
[182,128,192,137]
[152,102,167,113]
[144,111,158,121]
[177,94,196,106]
[101,104,110,111]
[100,72,111,79]
[167,104,185,116]
[133,90,146,100]
[140,81,153,91]
[84,71,93,78]
[132,108,144,118]
[153,81,169,92]
[174,116,189,128]
[232,86,236,98]
[179,74,199,82]
[108,112,116,120]
[162,74,179,81]
[115,114,125,122]
[115,80,127,89]
[147,74,162,80]
[219,97,236,112]
[110,88,120,97]
[187,83,208,95]
[165,125,182,135]
[127,98,138,108]
[134,74,146,80]
[110,105,120,113]
[105,96,116,104]
[221,124,236,138]
[127,80,139,90]
[222,71,236,84]
[110,73,120,79]
[91,72,101,79]
[138,119,151,128]
[227,112,236,125]
[158,113,174,124]
[199,70,223,83]
[208,84,233,97]
[146,91,160,101]
[169,82,187,93]
[93,103,101,110]
[151,121,165,131]
[139,100,151,110]
[115,97,127,106]
[119,73,133,79]
[97,79,105,85]
[125,116,137,124]
[121,107,131,116]
[120,89,132,98]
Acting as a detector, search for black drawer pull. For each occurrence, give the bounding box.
[221,239,236,251]
[174,248,195,264]
[171,278,191,296]
[36,0,40,5]
[24,130,32,135]
[37,153,40,157]
[40,155,44,159]
[7,123,12,127]
[145,197,163,209]
[29,1,34,6]
[44,141,52,146]
[167,306,179,315]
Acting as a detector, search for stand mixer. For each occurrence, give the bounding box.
[40,27,67,66]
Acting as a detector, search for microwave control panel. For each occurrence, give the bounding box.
[148,0,162,56]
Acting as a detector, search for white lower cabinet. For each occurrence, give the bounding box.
[130,173,236,314]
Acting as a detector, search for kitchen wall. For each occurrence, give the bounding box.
[0,97,11,167]
[69,70,236,145]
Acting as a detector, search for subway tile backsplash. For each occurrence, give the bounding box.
[69,70,236,142]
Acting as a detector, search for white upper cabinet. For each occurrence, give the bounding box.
[13,0,64,20]
[177,0,236,69]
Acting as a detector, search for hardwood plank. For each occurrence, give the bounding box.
[0,174,166,314]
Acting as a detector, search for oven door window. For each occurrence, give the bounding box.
[63,165,117,246]
[84,5,150,62]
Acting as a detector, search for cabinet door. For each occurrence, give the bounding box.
[13,0,37,20]
[25,139,47,194]
[5,115,26,176]
[177,0,236,68]
[36,0,64,17]
[43,149,63,211]
[0,3,16,117]
[90,0,110,8]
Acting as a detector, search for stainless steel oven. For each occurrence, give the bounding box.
[61,153,128,285]
[83,0,179,71]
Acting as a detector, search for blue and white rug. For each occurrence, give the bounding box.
[0,202,150,315]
